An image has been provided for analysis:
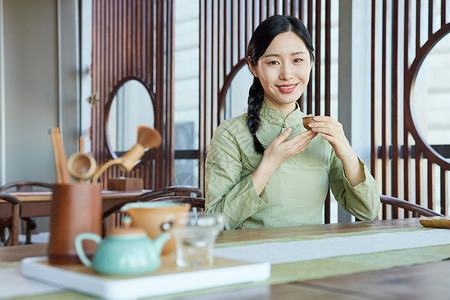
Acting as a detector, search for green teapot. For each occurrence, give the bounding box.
[75,217,170,276]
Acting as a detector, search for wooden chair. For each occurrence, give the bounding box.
[0,181,53,244]
[379,195,444,219]
[0,192,21,246]
[102,185,203,236]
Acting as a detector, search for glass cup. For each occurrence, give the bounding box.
[170,212,224,268]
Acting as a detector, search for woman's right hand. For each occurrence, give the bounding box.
[252,127,317,195]
[263,127,317,167]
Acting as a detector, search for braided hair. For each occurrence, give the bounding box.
[246,15,314,154]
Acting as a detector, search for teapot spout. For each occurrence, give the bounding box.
[153,232,171,256]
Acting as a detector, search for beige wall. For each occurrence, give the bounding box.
[0,0,79,184]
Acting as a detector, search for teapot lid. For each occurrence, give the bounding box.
[108,216,147,236]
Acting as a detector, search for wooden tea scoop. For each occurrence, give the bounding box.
[419,218,450,229]
[68,152,97,181]
[91,126,162,183]
[50,128,71,184]
[67,136,97,181]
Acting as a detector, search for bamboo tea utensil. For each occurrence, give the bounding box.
[50,128,71,184]
[91,126,162,183]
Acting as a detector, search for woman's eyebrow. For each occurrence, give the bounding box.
[261,51,307,59]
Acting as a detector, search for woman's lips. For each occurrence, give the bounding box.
[277,83,297,94]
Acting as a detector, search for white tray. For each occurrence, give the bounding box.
[21,256,271,299]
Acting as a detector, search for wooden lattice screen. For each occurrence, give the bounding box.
[371,0,450,219]
[91,0,174,189]
[199,0,334,222]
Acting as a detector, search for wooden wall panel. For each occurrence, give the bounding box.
[91,0,173,190]
[371,0,450,219]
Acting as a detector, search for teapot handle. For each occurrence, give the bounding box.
[75,233,102,267]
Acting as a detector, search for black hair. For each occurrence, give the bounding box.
[246,15,315,154]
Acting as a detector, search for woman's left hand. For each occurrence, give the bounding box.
[307,116,365,186]
[307,116,352,161]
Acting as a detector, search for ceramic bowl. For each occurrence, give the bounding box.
[120,202,190,255]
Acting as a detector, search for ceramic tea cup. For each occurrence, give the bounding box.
[302,116,315,130]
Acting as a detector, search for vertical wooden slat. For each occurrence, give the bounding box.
[428,0,433,37]
[299,0,304,21]
[147,1,152,85]
[230,0,234,68]
[92,0,98,159]
[306,0,313,114]
[283,0,288,15]
[441,169,447,215]
[403,0,411,213]
[223,0,227,84]
[245,0,249,49]
[141,0,145,83]
[108,0,112,89]
[259,0,264,23]
[237,0,241,59]
[324,0,331,117]
[122,0,127,85]
[416,0,421,51]
[100,0,106,167]
[427,159,434,209]
[323,0,331,224]
[166,0,173,185]
[113,0,118,85]
[314,0,321,114]
[392,0,399,219]
[199,0,206,190]
[415,147,422,206]
[381,0,388,197]
[155,0,163,188]
[442,0,446,27]
[297,0,304,112]
[135,0,141,75]
[212,1,217,133]
[370,0,377,176]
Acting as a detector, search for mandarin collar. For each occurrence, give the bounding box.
[259,101,301,127]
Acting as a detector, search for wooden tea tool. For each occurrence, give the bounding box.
[68,136,97,182]
[91,126,162,183]
[50,128,71,184]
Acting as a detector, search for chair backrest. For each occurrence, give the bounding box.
[102,185,204,236]
[0,192,21,246]
[0,181,53,192]
[0,181,53,245]
[379,195,444,219]
[134,185,203,202]
[147,196,206,212]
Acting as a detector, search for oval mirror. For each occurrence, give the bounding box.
[107,79,155,157]
[412,33,450,161]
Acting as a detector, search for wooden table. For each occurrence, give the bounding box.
[1,218,449,299]
[0,190,148,219]
[0,190,148,245]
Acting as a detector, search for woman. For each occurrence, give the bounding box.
[205,15,379,230]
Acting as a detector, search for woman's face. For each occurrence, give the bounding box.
[248,31,313,115]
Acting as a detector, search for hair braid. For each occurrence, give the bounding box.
[247,78,265,154]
